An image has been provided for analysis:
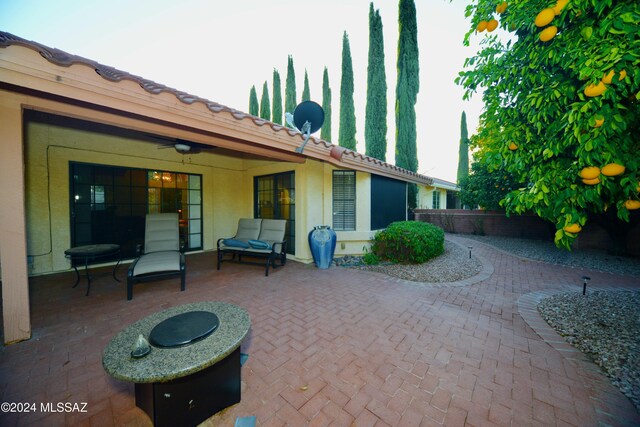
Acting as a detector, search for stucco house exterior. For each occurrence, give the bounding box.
[417,177,460,210]
[0,32,453,343]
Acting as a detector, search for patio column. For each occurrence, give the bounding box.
[0,94,31,344]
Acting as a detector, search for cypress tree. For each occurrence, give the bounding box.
[284,55,297,126]
[249,85,259,116]
[365,3,388,161]
[457,111,470,184]
[302,70,311,102]
[395,0,419,208]
[272,69,283,125]
[259,81,270,121]
[339,31,357,151]
[321,67,332,142]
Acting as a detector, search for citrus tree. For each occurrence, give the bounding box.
[458,0,640,250]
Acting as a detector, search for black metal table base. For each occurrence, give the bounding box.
[71,258,122,296]
[135,347,241,427]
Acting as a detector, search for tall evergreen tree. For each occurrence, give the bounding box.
[259,81,270,121]
[284,55,297,126]
[457,111,470,184]
[365,3,388,161]
[272,69,283,125]
[321,67,332,142]
[339,31,357,150]
[302,70,311,102]
[395,0,419,208]
[249,85,259,116]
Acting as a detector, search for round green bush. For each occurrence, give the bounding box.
[371,221,444,264]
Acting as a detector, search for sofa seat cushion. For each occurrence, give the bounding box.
[222,239,250,249]
[248,240,272,250]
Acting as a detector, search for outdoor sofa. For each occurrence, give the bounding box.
[217,218,287,276]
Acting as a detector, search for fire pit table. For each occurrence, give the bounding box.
[102,301,250,427]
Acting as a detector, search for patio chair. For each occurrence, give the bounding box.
[217,218,287,276]
[127,213,186,300]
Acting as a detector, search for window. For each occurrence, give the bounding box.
[70,163,202,258]
[333,170,356,231]
[254,172,295,254]
[432,191,441,209]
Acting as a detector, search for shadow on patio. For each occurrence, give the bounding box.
[1,240,639,426]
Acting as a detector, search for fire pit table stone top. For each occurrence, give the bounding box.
[102,301,250,383]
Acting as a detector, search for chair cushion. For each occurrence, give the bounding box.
[235,218,262,241]
[222,239,250,249]
[248,240,272,250]
[133,251,181,276]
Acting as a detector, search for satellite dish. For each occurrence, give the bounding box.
[291,101,324,153]
[293,101,324,134]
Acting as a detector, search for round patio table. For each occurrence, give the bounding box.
[64,244,121,296]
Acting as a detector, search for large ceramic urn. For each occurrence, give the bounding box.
[308,225,337,269]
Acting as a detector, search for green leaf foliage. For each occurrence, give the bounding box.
[365,3,388,161]
[259,81,270,121]
[321,67,332,141]
[458,0,640,250]
[459,159,522,210]
[249,85,259,116]
[285,55,297,126]
[302,69,311,102]
[457,111,470,184]
[396,0,420,208]
[339,31,357,150]
[371,221,444,264]
[272,69,283,125]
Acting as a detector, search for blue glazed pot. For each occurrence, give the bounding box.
[308,226,337,269]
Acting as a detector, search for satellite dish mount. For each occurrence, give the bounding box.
[286,101,325,154]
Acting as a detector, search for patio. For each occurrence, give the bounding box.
[1,235,638,426]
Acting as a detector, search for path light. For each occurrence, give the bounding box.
[468,246,473,259]
[582,275,591,295]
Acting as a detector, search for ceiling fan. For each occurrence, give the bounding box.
[155,138,216,154]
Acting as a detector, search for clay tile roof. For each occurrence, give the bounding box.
[0,31,433,185]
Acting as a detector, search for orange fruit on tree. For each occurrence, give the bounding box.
[539,26,558,42]
[535,8,555,27]
[601,163,625,177]
[487,19,499,32]
[508,142,518,150]
[582,178,600,185]
[579,166,600,179]
[593,116,604,128]
[563,224,582,233]
[602,70,615,84]
[619,70,627,80]
[496,1,507,14]
[584,81,606,97]
[477,21,488,32]
[552,0,569,15]
[625,200,640,210]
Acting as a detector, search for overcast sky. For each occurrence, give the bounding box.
[1,0,485,183]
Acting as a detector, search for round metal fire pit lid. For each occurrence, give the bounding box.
[149,311,219,348]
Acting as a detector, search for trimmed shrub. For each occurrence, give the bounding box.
[372,221,444,264]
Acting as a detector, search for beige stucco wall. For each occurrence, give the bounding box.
[417,185,447,210]
[23,117,384,274]
[24,119,258,275]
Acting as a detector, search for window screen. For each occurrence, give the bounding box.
[333,170,356,231]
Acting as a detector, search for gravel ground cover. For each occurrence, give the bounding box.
[464,234,640,277]
[338,240,483,283]
[538,291,640,411]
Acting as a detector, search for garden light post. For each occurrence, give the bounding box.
[582,275,591,295]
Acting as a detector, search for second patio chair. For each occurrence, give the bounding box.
[127,213,186,300]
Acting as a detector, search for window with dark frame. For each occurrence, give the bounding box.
[333,170,356,231]
[70,162,202,258]
[254,171,295,254]
[432,191,441,209]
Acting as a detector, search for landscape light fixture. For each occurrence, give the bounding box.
[582,275,591,295]
[285,101,325,154]
[468,246,473,259]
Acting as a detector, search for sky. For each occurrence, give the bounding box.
[1,0,485,183]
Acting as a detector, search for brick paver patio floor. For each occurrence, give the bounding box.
[1,235,638,426]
